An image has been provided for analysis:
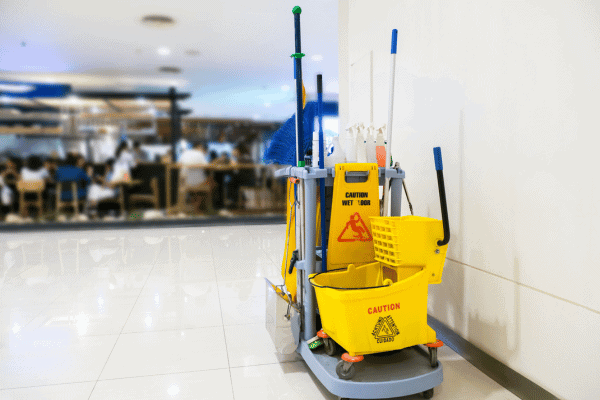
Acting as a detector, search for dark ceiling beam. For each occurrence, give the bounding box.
[0,104,60,113]
[0,119,60,127]
[74,91,191,101]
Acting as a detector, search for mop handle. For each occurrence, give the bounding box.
[382,29,398,216]
[433,147,450,246]
[317,74,324,169]
[292,6,305,167]
[385,29,398,167]
[317,74,327,271]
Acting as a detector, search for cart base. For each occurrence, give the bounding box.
[298,340,442,399]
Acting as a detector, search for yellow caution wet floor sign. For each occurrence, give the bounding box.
[327,163,380,270]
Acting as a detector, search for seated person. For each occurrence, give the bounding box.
[1,158,20,211]
[1,157,20,185]
[88,159,118,202]
[87,159,120,217]
[179,142,209,187]
[226,144,255,208]
[21,155,50,182]
[55,153,91,204]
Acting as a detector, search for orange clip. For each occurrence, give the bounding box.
[341,353,364,363]
[317,329,330,339]
[426,340,444,348]
[289,177,299,184]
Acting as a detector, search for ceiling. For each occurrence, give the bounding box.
[0,0,338,121]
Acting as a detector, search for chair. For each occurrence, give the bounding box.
[177,171,214,214]
[129,177,160,210]
[56,181,84,215]
[17,180,45,218]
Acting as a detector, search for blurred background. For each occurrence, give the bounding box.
[0,0,339,224]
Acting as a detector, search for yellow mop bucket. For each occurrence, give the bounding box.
[309,262,437,357]
[370,216,448,284]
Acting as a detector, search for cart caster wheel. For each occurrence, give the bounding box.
[336,360,356,380]
[428,347,438,367]
[324,338,338,356]
[422,388,434,399]
[426,340,443,368]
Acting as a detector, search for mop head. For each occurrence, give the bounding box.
[263,102,317,165]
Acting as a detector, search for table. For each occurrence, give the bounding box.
[165,163,268,214]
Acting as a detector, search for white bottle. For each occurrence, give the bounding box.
[312,130,322,167]
[366,124,377,164]
[345,124,357,163]
[376,124,386,168]
[356,123,367,163]
[324,136,346,167]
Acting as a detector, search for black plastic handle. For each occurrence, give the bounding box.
[288,250,299,275]
[433,147,450,246]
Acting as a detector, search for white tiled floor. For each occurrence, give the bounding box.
[0,224,519,399]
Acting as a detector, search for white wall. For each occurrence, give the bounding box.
[339,1,600,399]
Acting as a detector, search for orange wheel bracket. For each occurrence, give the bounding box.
[426,340,444,348]
[341,353,364,363]
[317,329,329,339]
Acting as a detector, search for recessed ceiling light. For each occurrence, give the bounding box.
[311,54,323,62]
[141,15,176,28]
[157,47,171,56]
[159,66,181,74]
[280,85,290,92]
[67,94,81,104]
[185,49,200,57]
[264,102,271,108]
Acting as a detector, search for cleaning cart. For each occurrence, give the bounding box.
[265,7,450,400]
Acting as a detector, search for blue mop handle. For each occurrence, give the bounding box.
[434,146,443,171]
[293,6,304,167]
[317,74,327,271]
[433,147,450,246]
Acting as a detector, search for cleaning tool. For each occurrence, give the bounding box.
[265,278,300,354]
[263,101,315,165]
[324,136,345,167]
[344,125,357,162]
[327,163,379,269]
[312,130,321,167]
[434,147,450,246]
[367,124,377,164]
[292,6,306,264]
[376,125,386,167]
[382,29,398,216]
[293,6,305,167]
[317,74,327,272]
[356,123,368,163]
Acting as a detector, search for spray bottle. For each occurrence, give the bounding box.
[366,124,377,163]
[356,123,367,163]
[344,124,357,163]
[376,124,387,167]
[324,135,346,167]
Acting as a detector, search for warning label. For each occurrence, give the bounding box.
[337,212,373,242]
[372,316,400,343]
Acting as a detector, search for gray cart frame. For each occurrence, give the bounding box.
[274,165,442,399]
